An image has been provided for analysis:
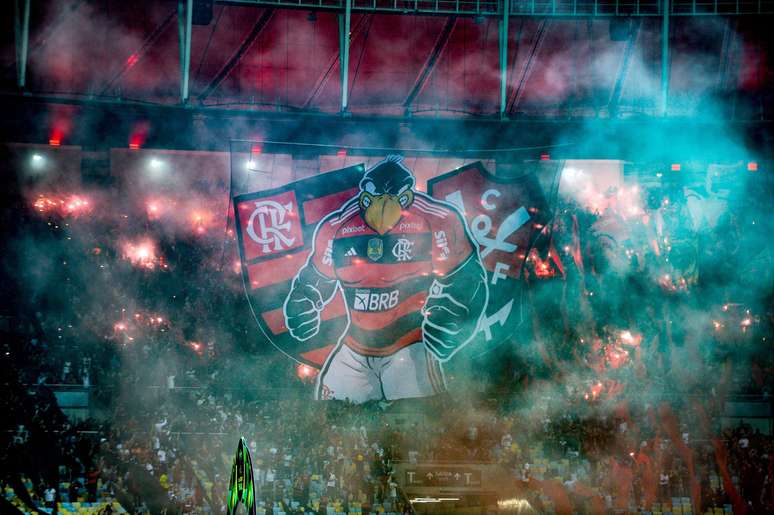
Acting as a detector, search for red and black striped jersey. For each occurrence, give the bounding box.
[310,193,475,356]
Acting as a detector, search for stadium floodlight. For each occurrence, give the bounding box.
[31,154,45,169]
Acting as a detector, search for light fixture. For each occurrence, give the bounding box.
[31,154,45,169]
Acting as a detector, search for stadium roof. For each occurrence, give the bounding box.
[2,1,772,120]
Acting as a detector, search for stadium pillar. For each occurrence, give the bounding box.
[339,0,352,113]
[660,0,670,116]
[499,0,510,119]
[13,0,30,89]
[178,0,193,104]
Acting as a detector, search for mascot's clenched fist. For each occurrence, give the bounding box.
[283,266,337,341]
[422,261,487,360]
[283,155,488,402]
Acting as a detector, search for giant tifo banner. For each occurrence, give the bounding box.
[234,154,558,402]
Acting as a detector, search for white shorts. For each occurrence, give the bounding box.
[315,342,446,402]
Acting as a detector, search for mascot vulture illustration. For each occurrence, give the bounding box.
[283,156,488,402]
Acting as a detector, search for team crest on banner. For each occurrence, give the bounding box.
[234,164,364,368]
[235,156,556,401]
[428,162,555,353]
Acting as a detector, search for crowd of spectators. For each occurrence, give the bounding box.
[1,153,773,514]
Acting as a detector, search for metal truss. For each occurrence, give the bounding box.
[220,0,774,16]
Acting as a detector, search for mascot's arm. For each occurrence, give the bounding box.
[422,253,487,361]
[283,263,338,342]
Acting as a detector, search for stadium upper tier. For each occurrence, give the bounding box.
[2,1,773,120]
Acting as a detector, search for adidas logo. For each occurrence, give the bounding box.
[345,248,357,256]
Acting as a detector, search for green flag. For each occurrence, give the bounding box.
[227,437,256,515]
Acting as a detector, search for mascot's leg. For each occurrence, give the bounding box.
[379,343,446,400]
[316,344,382,403]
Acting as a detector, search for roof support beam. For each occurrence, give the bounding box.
[179,0,194,104]
[216,0,773,17]
[499,0,510,119]
[198,8,275,102]
[608,19,640,118]
[507,19,548,115]
[100,9,177,96]
[660,0,670,115]
[13,0,31,89]
[339,0,352,114]
[403,16,457,116]
[302,15,370,109]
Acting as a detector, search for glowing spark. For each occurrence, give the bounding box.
[31,193,92,217]
[297,364,316,379]
[122,239,163,270]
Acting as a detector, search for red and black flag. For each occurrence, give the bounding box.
[428,161,559,354]
[233,164,364,368]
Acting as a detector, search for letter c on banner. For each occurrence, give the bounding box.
[481,189,501,211]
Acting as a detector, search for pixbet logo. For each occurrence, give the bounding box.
[341,224,366,235]
[353,289,399,312]
[399,221,423,232]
